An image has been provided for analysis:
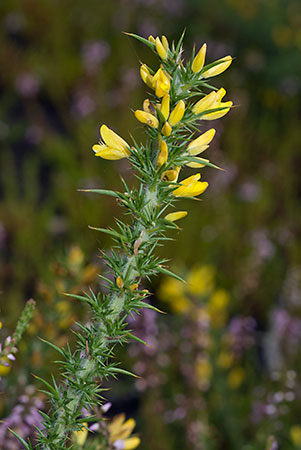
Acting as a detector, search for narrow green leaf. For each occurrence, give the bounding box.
[157,266,186,283]
[123,32,155,50]
[78,189,120,198]
[107,367,140,378]
[8,429,31,449]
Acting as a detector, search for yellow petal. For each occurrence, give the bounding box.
[124,437,141,449]
[155,37,168,59]
[164,211,188,221]
[100,125,129,153]
[181,173,201,185]
[93,144,129,160]
[202,101,232,120]
[160,94,170,121]
[148,35,156,44]
[192,91,217,115]
[108,414,126,437]
[192,43,207,73]
[187,129,215,155]
[72,423,88,446]
[134,110,159,128]
[157,140,168,167]
[162,121,172,137]
[202,56,232,78]
[215,87,227,102]
[161,35,169,52]
[140,64,153,88]
[152,68,170,98]
[169,100,185,126]
[173,181,208,197]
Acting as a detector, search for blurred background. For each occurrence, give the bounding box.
[0,0,301,448]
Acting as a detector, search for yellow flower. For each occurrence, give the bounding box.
[164,211,188,222]
[155,36,168,59]
[152,68,170,98]
[195,357,212,384]
[108,414,140,450]
[72,422,88,446]
[202,55,232,78]
[227,367,244,389]
[172,174,208,198]
[157,140,168,167]
[192,88,232,120]
[187,129,216,156]
[148,35,156,45]
[290,425,301,447]
[160,94,170,120]
[0,357,11,376]
[217,351,233,369]
[187,265,215,296]
[192,91,218,115]
[162,121,172,137]
[93,125,130,160]
[169,100,185,126]
[134,110,159,128]
[159,95,185,135]
[192,43,207,73]
[162,167,180,182]
[140,64,153,88]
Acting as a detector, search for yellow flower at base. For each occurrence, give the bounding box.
[162,121,172,137]
[192,91,218,115]
[93,125,130,160]
[192,43,207,73]
[0,357,11,376]
[173,174,208,198]
[202,55,232,78]
[134,110,159,128]
[227,367,244,389]
[164,211,188,222]
[162,167,180,182]
[108,414,140,450]
[72,422,88,446]
[290,425,301,447]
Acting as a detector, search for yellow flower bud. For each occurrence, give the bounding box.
[192,43,207,73]
[160,94,170,121]
[155,37,168,59]
[152,68,170,98]
[161,35,169,52]
[202,55,232,78]
[116,276,124,289]
[187,129,216,156]
[148,35,156,44]
[157,141,168,167]
[140,64,153,88]
[130,283,139,291]
[169,100,185,126]
[164,211,188,222]
[192,91,217,115]
[134,110,159,128]
[186,157,209,168]
[162,121,172,137]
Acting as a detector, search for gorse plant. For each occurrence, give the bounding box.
[16,33,233,449]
